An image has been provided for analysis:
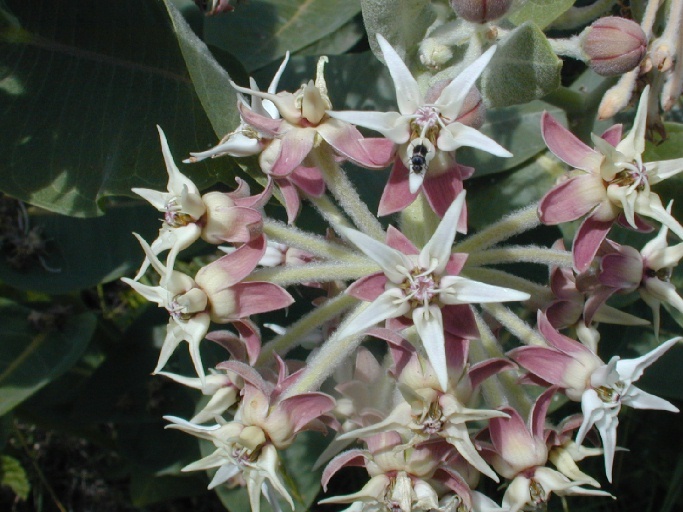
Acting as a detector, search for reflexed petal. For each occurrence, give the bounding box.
[376,33,422,114]
[422,164,468,223]
[378,158,419,216]
[231,282,294,319]
[270,127,316,177]
[346,273,388,301]
[615,336,681,382]
[573,209,615,272]
[413,305,448,390]
[538,174,605,225]
[335,289,410,341]
[289,165,325,197]
[541,113,602,171]
[436,46,496,120]
[439,276,530,304]
[616,85,649,160]
[338,225,412,283]
[645,157,683,182]
[419,191,466,274]
[326,109,411,144]
[438,122,512,157]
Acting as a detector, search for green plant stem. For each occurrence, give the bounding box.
[246,261,378,286]
[399,193,440,248]
[472,309,532,415]
[281,302,371,397]
[307,193,355,233]
[257,293,358,364]
[263,219,364,262]
[480,302,547,347]
[453,205,540,254]
[313,148,385,240]
[465,246,574,268]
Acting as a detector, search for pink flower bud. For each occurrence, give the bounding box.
[450,0,513,24]
[581,17,647,77]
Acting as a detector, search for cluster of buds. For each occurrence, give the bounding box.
[123,12,682,510]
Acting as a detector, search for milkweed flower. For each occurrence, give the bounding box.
[510,311,681,481]
[328,34,511,218]
[539,85,683,272]
[133,126,270,277]
[335,192,529,390]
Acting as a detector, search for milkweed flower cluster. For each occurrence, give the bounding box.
[122,3,683,509]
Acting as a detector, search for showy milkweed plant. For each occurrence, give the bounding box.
[1,0,683,511]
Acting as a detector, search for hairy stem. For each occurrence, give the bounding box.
[257,293,358,363]
[453,205,540,253]
[465,246,574,268]
[480,303,546,347]
[246,261,379,286]
[313,148,385,240]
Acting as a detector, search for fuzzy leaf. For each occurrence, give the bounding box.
[508,0,574,30]
[481,22,562,108]
[361,0,436,64]
[203,0,362,72]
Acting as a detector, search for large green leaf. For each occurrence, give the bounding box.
[507,0,574,30]
[644,123,683,161]
[0,0,224,217]
[361,0,435,64]
[481,22,562,108]
[0,201,159,294]
[203,0,363,72]
[0,298,96,415]
[458,102,566,177]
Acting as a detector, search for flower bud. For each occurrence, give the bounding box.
[450,0,513,24]
[581,17,647,77]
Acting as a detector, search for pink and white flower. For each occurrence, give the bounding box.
[539,86,683,272]
[328,34,511,218]
[335,192,529,390]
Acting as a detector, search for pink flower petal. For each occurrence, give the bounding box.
[422,165,469,227]
[537,310,590,356]
[211,205,263,243]
[196,235,267,288]
[238,101,282,136]
[346,272,387,301]
[616,212,654,232]
[322,450,369,491]
[377,158,418,216]
[573,210,615,272]
[508,346,573,386]
[318,119,394,169]
[538,174,605,225]
[290,165,325,196]
[600,124,623,146]
[270,128,316,177]
[357,137,396,168]
[545,300,582,329]
[442,304,479,339]
[489,406,531,456]
[216,360,269,394]
[276,178,301,224]
[469,358,516,390]
[232,177,274,209]
[530,386,556,438]
[583,286,617,325]
[385,225,419,254]
[444,334,468,370]
[599,249,642,289]
[541,112,601,171]
[278,392,336,435]
[231,281,294,318]
[445,253,469,275]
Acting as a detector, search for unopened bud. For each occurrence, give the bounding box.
[581,17,647,77]
[450,0,513,24]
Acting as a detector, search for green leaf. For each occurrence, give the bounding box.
[481,22,562,108]
[162,0,240,138]
[296,15,365,57]
[361,0,436,64]
[129,467,207,507]
[458,101,566,177]
[0,0,222,217]
[203,0,362,72]
[0,201,160,294]
[0,298,96,415]
[507,0,574,30]
[467,151,562,230]
[643,123,683,161]
[0,455,30,501]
